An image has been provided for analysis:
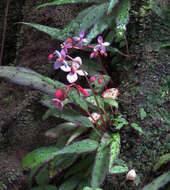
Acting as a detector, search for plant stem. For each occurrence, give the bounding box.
[82,70,106,129]
[0,0,10,65]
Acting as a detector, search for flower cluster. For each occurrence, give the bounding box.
[49,31,110,110]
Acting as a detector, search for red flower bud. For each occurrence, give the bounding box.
[90,76,95,82]
[98,78,103,84]
[48,53,53,60]
[55,89,65,100]
[77,86,88,96]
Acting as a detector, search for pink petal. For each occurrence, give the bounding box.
[98,36,103,44]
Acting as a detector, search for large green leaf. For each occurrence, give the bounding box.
[109,133,120,171]
[66,127,88,145]
[20,22,60,39]
[48,5,99,41]
[153,153,170,172]
[107,0,119,15]
[49,154,78,178]
[35,166,49,186]
[91,133,111,188]
[22,147,59,169]
[86,19,109,43]
[44,122,78,138]
[115,0,130,40]
[65,154,94,178]
[37,0,102,9]
[141,171,170,190]
[76,3,108,34]
[59,174,82,190]
[50,3,108,41]
[0,66,64,95]
[43,106,94,128]
[22,139,98,169]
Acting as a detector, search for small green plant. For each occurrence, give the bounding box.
[0,30,144,189]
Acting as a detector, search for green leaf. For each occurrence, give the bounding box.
[56,139,98,155]
[22,147,59,169]
[66,127,88,145]
[83,187,103,190]
[22,139,98,169]
[115,0,130,40]
[49,154,78,178]
[35,166,49,186]
[139,108,147,120]
[37,0,102,9]
[109,133,120,171]
[104,98,118,108]
[130,122,144,134]
[86,18,109,43]
[20,22,60,39]
[153,153,170,172]
[44,122,78,138]
[65,154,94,178]
[27,166,40,188]
[68,89,88,111]
[112,115,128,130]
[109,165,128,174]
[76,3,108,34]
[86,96,104,109]
[141,171,170,190]
[59,174,82,190]
[91,133,111,188]
[43,106,93,128]
[0,66,64,95]
[107,0,119,15]
[31,185,57,190]
[83,59,102,75]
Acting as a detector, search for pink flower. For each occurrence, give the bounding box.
[90,36,110,58]
[61,38,73,54]
[60,57,88,83]
[51,98,63,110]
[51,89,66,110]
[53,49,68,70]
[73,30,88,48]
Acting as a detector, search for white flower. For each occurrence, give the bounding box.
[60,57,88,83]
[126,169,136,181]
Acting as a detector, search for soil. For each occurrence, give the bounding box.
[0,0,169,190]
